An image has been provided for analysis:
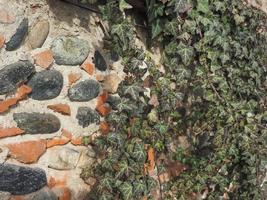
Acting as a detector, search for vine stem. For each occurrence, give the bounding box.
[155,161,164,200]
[210,83,224,102]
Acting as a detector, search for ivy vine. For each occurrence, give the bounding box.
[82,0,267,199]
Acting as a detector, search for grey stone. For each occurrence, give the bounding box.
[6,18,28,51]
[13,112,61,134]
[0,191,11,200]
[110,51,119,62]
[68,80,100,102]
[0,61,35,95]
[94,50,107,71]
[28,19,50,49]
[28,187,57,200]
[48,147,80,170]
[0,163,47,195]
[51,36,89,65]
[27,70,63,100]
[76,107,100,128]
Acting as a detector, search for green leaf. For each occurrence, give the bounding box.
[175,0,191,13]
[107,112,128,124]
[116,160,129,178]
[132,142,146,162]
[99,192,114,200]
[101,158,114,171]
[119,0,133,12]
[119,182,133,200]
[107,132,125,147]
[152,19,163,39]
[100,175,114,191]
[111,21,133,50]
[123,85,145,100]
[115,98,138,112]
[220,53,230,64]
[177,42,194,66]
[130,58,143,69]
[165,20,179,36]
[133,180,147,195]
[197,0,209,13]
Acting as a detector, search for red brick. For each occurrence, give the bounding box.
[96,104,112,116]
[0,35,5,49]
[99,121,110,135]
[68,72,81,86]
[6,140,46,163]
[0,127,24,138]
[46,137,70,148]
[33,50,54,69]
[81,57,94,75]
[48,104,71,116]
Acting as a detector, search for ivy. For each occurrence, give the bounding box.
[84,0,267,199]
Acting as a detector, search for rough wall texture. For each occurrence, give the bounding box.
[247,0,267,13]
[0,0,124,199]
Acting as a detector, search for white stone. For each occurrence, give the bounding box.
[0,191,11,200]
[48,147,81,170]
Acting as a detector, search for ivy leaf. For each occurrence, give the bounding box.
[99,175,114,191]
[176,67,191,82]
[165,20,179,36]
[123,85,146,100]
[107,112,128,124]
[220,53,230,64]
[152,19,163,39]
[197,0,209,13]
[175,0,191,13]
[101,158,114,171]
[119,0,133,12]
[115,98,138,112]
[130,58,143,69]
[107,132,125,147]
[133,180,147,195]
[119,182,133,200]
[99,192,114,200]
[111,21,133,50]
[177,42,194,66]
[116,160,129,178]
[132,142,146,162]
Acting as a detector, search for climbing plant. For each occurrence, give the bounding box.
[82,0,267,199]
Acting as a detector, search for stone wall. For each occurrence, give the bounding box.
[0,0,123,199]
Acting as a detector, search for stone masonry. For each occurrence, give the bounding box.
[0,0,124,199]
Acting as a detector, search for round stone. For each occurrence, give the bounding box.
[93,50,107,71]
[76,107,100,128]
[28,19,50,49]
[0,60,35,95]
[51,36,89,65]
[13,112,61,134]
[68,80,100,102]
[27,70,63,100]
[28,188,57,200]
[6,18,28,51]
[0,163,47,195]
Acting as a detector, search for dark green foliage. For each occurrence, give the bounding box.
[86,0,267,199]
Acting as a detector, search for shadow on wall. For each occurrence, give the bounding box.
[45,0,101,31]
[45,0,108,53]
